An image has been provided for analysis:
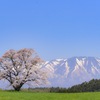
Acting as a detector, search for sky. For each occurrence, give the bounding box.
[0,0,100,61]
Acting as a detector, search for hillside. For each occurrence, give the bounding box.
[67,79,100,93]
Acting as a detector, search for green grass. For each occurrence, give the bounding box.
[0,91,100,100]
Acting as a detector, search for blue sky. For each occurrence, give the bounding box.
[0,0,100,60]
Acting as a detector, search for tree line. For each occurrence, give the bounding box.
[50,79,100,93]
[28,79,100,93]
[66,79,100,93]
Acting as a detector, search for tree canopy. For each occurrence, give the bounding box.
[0,48,48,91]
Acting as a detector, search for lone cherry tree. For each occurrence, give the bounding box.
[0,48,48,91]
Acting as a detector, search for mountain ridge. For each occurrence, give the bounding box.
[43,56,100,87]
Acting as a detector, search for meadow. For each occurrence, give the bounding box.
[0,91,100,100]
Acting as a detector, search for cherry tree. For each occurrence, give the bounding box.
[0,48,48,91]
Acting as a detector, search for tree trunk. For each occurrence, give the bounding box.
[14,87,21,91]
[13,83,24,91]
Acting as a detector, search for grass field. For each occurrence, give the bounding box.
[0,91,100,100]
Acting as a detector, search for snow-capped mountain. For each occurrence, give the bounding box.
[0,57,100,89]
[43,57,100,87]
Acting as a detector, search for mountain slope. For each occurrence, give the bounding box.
[43,57,100,87]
